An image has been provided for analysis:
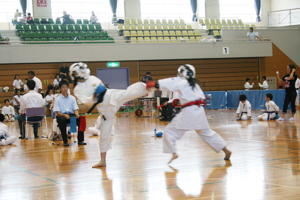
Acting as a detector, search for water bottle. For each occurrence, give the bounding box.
[47,80,49,85]
[154,129,157,137]
[44,80,46,85]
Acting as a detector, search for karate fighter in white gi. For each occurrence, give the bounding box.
[69,63,149,167]
[87,114,115,136]
[147,64,231,164]
[257,93,279,121]
[236,94,252,120]
[0,114,17,146]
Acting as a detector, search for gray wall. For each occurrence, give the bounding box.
[0,42,272,64]
[222,29,300,66]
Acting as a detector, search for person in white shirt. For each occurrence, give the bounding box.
[295,78,300,106]
[53,74,61,91]
[45,89,54,109]
[13,74,24,92]
[236,94,252,120]
[13,9,21,25]
[23,78,29,92]
[257,93,279,120]
[247,27,260,41]
[28,71,42,93]
[258,76,268,90]
[18,80,44,139]
[90,11,98,24]
[244,78,254,91]
[2,99,15,122]
[0,114,17,146]
[13,89,22,112]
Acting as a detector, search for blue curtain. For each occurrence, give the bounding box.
[20,0,27,18]
[254,0,261,22]
[110,0,118,23]
[190,0,197,21]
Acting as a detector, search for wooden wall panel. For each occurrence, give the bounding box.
[260,44,299,80]
[139,58,260,91]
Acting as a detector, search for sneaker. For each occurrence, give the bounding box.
[276,117,284,121]
[289,117,294,121]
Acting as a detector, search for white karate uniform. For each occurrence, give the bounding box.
[236,100,251,120]
[2,106,15,121]
[158,77,227,154]
[88,114,115,136]
[258,80,268,90]
[257,100,279,121]
[244,82,253,90]
[0,122,16,146]
[74,75,149,152]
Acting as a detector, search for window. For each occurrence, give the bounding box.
[51,0,111,21]
[219,0,256,22]
[140,0,191,22]
[0,0,32,22]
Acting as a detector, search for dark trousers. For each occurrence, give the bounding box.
[60,74,73,83]
[56,114,84,144]
[18,114,43,137]
[283,91,297,114]
[162,103,174,118]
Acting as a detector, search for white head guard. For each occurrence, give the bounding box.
[177,64,196,79]
[69,62,90,80]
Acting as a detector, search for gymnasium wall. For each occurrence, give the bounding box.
[271,0,300,11]
[222,29,300,67]
[0,42,272,64]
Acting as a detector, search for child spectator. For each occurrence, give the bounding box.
[0,114,17,146]
[257,93,279,120]
[244,78,254,90]
[53,74,61,91]
[45,89,54,109]
[247,27,260,40]
[90,11,98,24]
[236,94,251,120]
[258,76,268,90]
[13,74,24,92]
[23,78,29,92]
[26,13,34,24]
[13,90,22,112]
[2,99,15,122]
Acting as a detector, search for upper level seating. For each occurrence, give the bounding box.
[118,18,203,43]
[15,23,114,44]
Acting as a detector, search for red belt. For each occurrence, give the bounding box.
[181,99,206,108]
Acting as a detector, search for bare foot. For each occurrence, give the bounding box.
[224,150,232,160]
[168,153,178,164]
[92,161,106,168]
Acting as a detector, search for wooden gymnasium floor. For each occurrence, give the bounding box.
[1,110,300,200]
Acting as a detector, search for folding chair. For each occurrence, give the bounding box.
[25,107,48,140]
[119,100,134,117]
[51,111,77,145]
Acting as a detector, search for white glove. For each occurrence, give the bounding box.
[276,71,279,75]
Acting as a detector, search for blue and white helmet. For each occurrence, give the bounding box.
[69,62,90,80]
[178,64,196,79]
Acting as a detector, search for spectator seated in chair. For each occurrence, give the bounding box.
[18,80,44,139]
[53,80,86,146]
[26,13,34,25]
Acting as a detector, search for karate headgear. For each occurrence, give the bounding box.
[177,64,195,79]
[69,62,90,80]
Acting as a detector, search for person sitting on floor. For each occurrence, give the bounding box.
[2,99,15,122]
[53,80,86,146]
[0,114,17,146]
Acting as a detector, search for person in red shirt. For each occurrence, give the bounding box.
[26,13,34,24]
